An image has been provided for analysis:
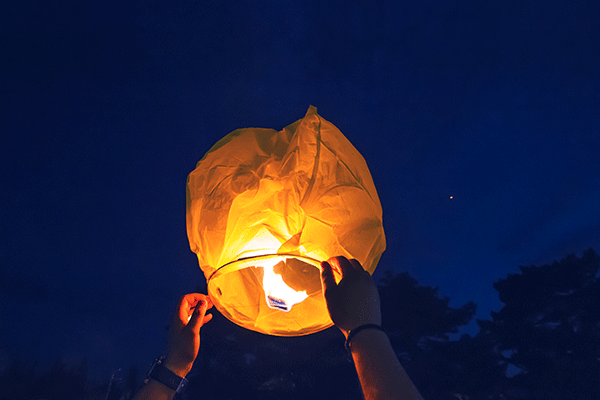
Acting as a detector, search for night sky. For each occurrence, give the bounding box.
[2,0,599,383]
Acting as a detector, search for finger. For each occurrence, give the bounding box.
[188,299,209,335]
[184,292,208,306]
[190,294,213,314]
[331,256,354,278]
[173,294,194,328]
[349,259,365,272]
[177,293,211,325]
[202,313,213,324]
[204,296,214,310]
[320,261,336,291]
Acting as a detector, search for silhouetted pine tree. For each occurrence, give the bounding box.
[479,248,600,400]
[378,271,501,400]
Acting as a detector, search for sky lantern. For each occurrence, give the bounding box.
[186,106,385,336]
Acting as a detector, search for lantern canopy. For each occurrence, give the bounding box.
[186,106,385,336]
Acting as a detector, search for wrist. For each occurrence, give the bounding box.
[145,356,189,395]
[338,319,383,339]
[163,356,192,378]
[344,324,386,353]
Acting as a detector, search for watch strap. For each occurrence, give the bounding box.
[146,356,188,393]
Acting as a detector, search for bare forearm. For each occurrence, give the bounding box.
[132,379,176,400]
[350,330,424,400]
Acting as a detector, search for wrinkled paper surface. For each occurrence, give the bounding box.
[186,106,385,335]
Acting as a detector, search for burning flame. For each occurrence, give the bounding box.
[236,232,309,311]
[262,261,308,312]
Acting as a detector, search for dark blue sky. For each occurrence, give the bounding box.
[2,0,599,381]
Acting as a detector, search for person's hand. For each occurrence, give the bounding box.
[164,293,213,377]
[320,256,381,338]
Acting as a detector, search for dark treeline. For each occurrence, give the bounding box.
[2,249,599,400]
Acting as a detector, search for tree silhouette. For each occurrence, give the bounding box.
[21,254,600,400]
[427,332,508,400]
[479,248,600,400]
[377,271,493,399]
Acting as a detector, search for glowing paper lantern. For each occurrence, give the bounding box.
[186,106,385,336]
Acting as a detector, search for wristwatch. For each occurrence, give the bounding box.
[145,356,189,394]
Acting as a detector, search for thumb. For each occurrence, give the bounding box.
[187,300,208,335]
[320,261,336,292]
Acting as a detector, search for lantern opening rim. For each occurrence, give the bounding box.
[207,253,322,284]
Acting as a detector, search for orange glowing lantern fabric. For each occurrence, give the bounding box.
[186,106,385,336]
